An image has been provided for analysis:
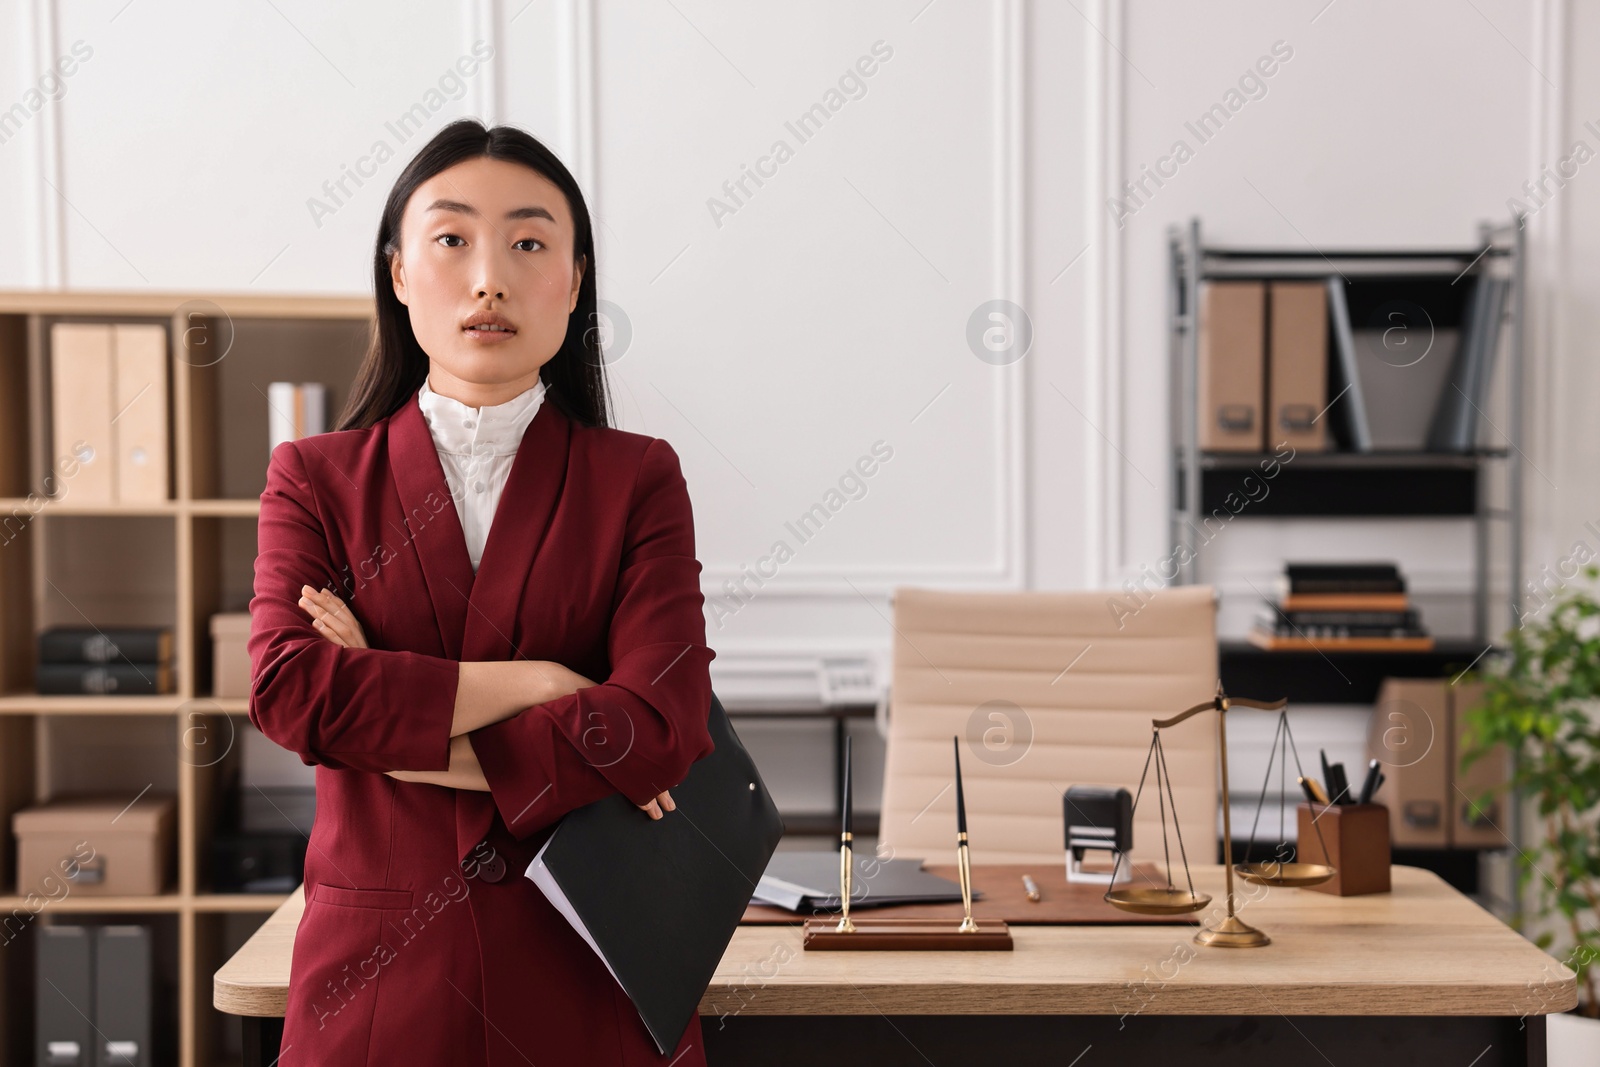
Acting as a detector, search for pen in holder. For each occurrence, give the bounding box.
[835,735,855,933]
[954,736,978,934]
[1295,801,1391,896]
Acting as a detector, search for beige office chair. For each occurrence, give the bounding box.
[877,585,1219,866]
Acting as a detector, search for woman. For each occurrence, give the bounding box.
[247,118,716,1065]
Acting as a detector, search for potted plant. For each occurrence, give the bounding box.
[1461,565,1600,1061]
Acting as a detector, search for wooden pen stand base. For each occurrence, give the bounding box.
[802,917,1014,950]
[1296,802,1391,896]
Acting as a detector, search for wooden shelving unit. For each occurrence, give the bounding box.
[0,290,373,1067]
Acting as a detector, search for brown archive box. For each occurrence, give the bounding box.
[1267,281,1328,452]
[1369,678,1449,847]
[210,612,253,699]
[1296,801,1391,895]
[1197,280,1265,452]
[1451,680,1509,848]
[13,794,175,896]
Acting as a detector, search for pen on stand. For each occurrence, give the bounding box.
[954,736,966,836]
[953,737,979,933]
[1021,874,1040,902]
[842,734,852,839]
[835,735,855,933]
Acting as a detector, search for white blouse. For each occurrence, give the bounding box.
[416,375,546,572]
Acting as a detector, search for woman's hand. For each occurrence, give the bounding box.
[298,584,368,649]
[638,790,676,819]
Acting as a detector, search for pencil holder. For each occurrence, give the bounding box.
[1295,802,1391,896]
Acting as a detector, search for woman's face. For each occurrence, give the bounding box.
[389,155,585,404]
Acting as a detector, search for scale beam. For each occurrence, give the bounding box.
[1107,684,1329,947]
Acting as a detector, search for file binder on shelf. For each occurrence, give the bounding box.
[1197,280,1266,452]
[1267,280,1328,452]
[49,322,170,505]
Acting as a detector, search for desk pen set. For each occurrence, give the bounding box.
[802,736,1013,950]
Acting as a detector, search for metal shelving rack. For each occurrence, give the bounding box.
[1163,218,1529,899]
[1166,216,1526,648]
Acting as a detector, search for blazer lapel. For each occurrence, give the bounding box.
[461,396,570,662]
[387,391,477,660]
[390,386,573,859]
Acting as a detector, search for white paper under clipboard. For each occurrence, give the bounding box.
[525,838,626,991]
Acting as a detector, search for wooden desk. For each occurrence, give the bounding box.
[215,865,1577,1066]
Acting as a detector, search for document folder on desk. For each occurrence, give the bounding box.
[753,852,976,911]
[526,693,784,1055]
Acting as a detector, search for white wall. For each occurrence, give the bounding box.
[1,0,1590,689]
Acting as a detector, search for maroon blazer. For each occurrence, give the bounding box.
[247,388,716,1066]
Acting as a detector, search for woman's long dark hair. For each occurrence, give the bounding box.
[337,119,611,431]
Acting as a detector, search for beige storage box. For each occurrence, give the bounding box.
[13,794,176,896]
[211,612,253,699]
[1368,678,1450,848]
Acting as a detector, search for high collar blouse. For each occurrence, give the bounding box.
[416,374,546,571]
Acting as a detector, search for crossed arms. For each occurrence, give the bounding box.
[246,437,713,839]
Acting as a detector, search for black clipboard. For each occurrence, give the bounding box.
[526,692,784,1055]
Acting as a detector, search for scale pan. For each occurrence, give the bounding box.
[1103,886,1212,914]
[1232,861,1335,887]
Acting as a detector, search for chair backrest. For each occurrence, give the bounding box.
[877,585,1219,866]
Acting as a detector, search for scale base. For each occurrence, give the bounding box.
[1193,914,1270,948]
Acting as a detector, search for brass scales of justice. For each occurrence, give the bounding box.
[1102,683,1336,947]
[802,735,1013,949]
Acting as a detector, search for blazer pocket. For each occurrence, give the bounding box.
[313,883,414,911]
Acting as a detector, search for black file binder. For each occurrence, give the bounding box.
[526,692,784,1056]
[95,925,151,1066]
[38,925,93,1067]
